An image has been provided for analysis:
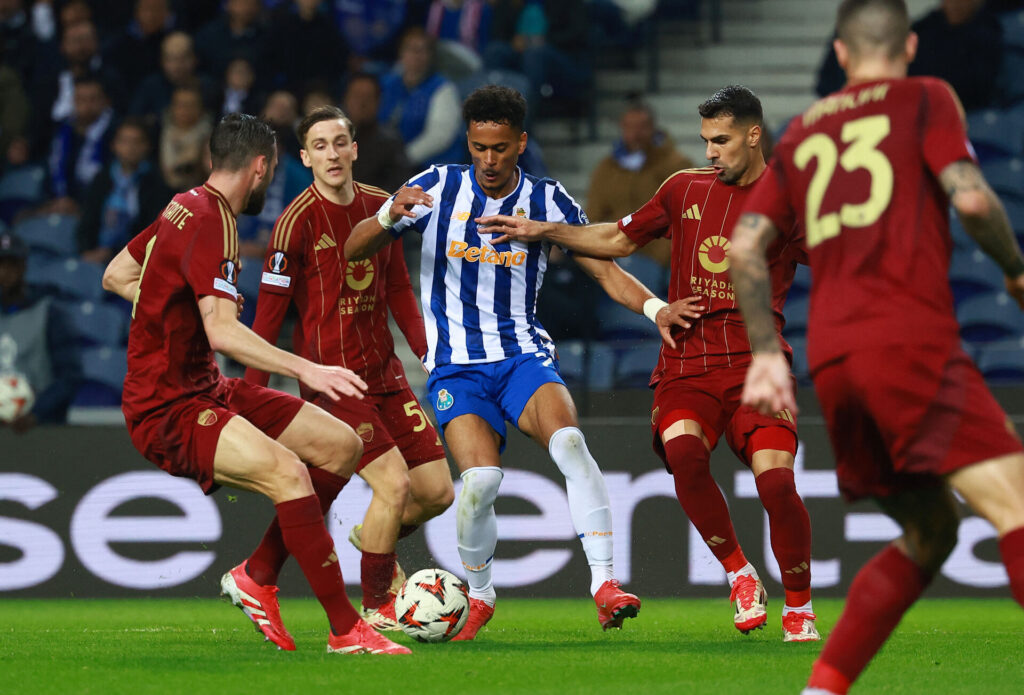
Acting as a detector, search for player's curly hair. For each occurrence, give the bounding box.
[698,85,763,127]
[462,85,527,132]
[210,113,276,172]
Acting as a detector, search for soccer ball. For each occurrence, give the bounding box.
[394,568,470,642]
[0,372,34,423]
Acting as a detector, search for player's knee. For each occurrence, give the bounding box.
[313,421,363,476]
[903,509,959,573]
[458,466,503,517]
[264,448,311,500]
[418,476,455,516]
[663,434,711,484]
[548,426,600,480]
[379,472,411,510]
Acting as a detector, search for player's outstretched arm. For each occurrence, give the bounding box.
[198,295,367,400]
[574,256,702,349]
[102,246,143,302]
[730,212,797,416]
[476,216,638,259]
[345,185,433,261]
[940,160,1024,307]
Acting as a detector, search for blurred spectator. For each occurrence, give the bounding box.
[1,0,42,85]
[301,84,336,116]
[219,57,265,118]
[47,74,115,213]
[425,0,490,79]
[485,0,591,108]
[0,231,78,430]
[173,0,220,33]
[584,98,691,267]
[262,89,303,159]
[909,0,1002,111]
[130,31,218,128]
[77,117,170,264]
[0,45,30,172]
[159,85,212,191]
[267,0,348,96]
[30,19,123,154]
[103,0,177,94]
[194,0,270,88]
[344,71,410,192]
[332,0,411,67]
[379,27,462,168]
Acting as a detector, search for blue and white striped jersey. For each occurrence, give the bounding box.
[385,164,587,370]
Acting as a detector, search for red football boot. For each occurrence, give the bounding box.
[220,563,296,651]
[450,598,495,641]
[594,579,641,630]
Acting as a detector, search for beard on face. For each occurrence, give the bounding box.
[242,178,270,215]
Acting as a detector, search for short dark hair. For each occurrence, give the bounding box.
[836,0,909,59]
[209,113,276,172]
[697,85,763,126]
[462,85,526,131]
[296,105,355,147]
[115,115,151,142]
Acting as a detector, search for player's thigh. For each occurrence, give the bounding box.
[377,387,447,471]
[726,407,798,475]
[407,457,455,508]
[444,413,503,473]
[875,484,960,573]
[358,446,411,504]
[275,401,364,477]
[517,382,579,445]
[948,452,1024,535]
[213,415,311,503]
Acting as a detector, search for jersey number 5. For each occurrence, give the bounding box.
[794,114,894,248]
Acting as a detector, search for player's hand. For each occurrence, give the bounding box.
[298,363,368,401]
[476,214,546,244]
[390,185,433,223]
[1005,272,1024,310]
[741,351,797,416]
[236,293,245,318]
[655,296,704,349]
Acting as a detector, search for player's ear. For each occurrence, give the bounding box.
[299,148,311,168]
[351,140,358,162]
[834,37,849,72]
[904,31,918,65]
[518,131,527,156]
[747,123,762,149]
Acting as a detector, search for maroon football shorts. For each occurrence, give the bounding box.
[812,344,1023,501]
[314,385,445,473]
[126,378,305,494]
[649,364,798,471]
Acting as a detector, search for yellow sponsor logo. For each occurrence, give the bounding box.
[453,211,471,221]
[345,259,374,291]
[447,240,527,267]
[698,235,731,273]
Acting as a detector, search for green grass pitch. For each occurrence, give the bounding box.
[0,598,1020,694]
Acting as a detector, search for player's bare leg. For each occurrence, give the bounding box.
[353,448,411,630]
[447,414,503,641]
[518,383,641,630]
[947,452,1024,605]
[403,457,456,526]
[661,418,765,634]
[213,414,409,654]
[803,486,959,694]
[750,447,817,642]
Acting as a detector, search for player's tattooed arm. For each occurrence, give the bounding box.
[729,213,782,354]
[941,160,1024,278]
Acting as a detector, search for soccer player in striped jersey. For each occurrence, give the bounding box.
[478,86,819,642]
[346,85,695,639]
[227,106,454,638]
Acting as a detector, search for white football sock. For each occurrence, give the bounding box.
[783,600,814,615]
[727,563,758,588]
[548,427,614,596]
[456,466,503,605]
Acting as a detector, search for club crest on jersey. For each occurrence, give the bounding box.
[436,389,454,411]
[267,251,288,274]
[197,409,218,426]
[356,422,374,442]
[698,235,730,273]
[220,259,237,284]
[514,207,527,217]
[345,259,374,291]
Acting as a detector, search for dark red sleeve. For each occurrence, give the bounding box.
[617,173,678,246]
[921,79,976,178]
[126,219,160,263]
[243,290,291,387]
[743,157,800,247]
[385,237,428,359]
[182,210,239,303]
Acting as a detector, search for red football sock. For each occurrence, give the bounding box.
[397,524,419,540]
[276,495,360,635]
[246,469,348,586]
[755,467,812,605]
[664,434,741,564]
[998,526,1024,606]
[810,544,932,691]
[361,550,397,609]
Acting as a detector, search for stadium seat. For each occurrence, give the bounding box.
[456,69,532,103]
[949,250,1003,303]
[976,338,1024,382]
[981,158,1024,201]
[614,340,659,389]
[14,214,79,258]
[781,295,809,338]
[587,341,616,391]
[786,335,809,383]
[556,339,586,387]
[73,345,127,407]
[956,292,1024,342]
[0,165,46,223]
[1003,197,1024,233]
[788,263,812,301]
[949,213,972,250]
[54,299,128,347]
[25,257,105,302]
[597,298,660,341]
[1001,9,1024,49]
[967,108,1024,160]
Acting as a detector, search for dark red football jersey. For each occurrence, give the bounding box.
[245,182,427,395]
[619,167,804,384]
[744,77,973,369]
[123,183,239,420]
